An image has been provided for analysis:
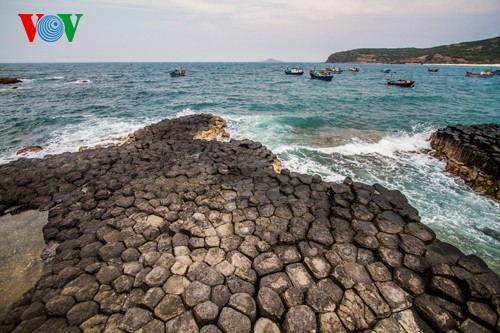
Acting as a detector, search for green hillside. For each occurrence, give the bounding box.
[326,37,500,64]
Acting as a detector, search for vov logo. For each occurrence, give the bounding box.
[19,14,83,42]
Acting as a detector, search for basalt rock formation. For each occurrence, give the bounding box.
[431,124,500,202]
[0,114,499,333]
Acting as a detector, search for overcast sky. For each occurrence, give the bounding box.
[1,0,499,62]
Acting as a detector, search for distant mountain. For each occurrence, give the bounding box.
[260,58,284,63]
[326,37,500,64]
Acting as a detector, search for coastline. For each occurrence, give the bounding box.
[1,114,499,333]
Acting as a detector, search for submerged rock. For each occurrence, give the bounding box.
[0,114,499,332]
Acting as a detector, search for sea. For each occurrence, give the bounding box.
[1,62,499,273]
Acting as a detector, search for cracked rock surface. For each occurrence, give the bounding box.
[0,114,499,333]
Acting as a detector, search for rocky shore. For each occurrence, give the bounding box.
[431,124,499,201]
[0,114,499,333]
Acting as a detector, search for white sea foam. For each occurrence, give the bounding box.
[0,116,161,164]
[310,127,433,158]
[175,108,196,118]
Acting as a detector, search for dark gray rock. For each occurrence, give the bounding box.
[96,265,122,284]
[414,294,458,332]
[211,285,231,308]
[154,294,185,321]
[145,266,170,287]
[283,305,317,333]
[118,307,153,332]
[256,287,285,321]
[430,276,464,304]
[183,281,211,307]
[466,301,497,328]
[193,301,219,325]
[228,293,257,322]
[66,301,99,326]
[306,278,343,313]
[337,289,376,331]
[45,295,75,316]
[253,252,283,276]
[217,307,251,333]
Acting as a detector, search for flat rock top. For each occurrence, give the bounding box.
[0,114,499,333]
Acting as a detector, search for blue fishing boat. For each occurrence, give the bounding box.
[309,69,333,81]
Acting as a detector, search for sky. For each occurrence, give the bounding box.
[0,0,499,62]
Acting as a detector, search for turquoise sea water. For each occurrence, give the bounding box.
[1,62,499,272]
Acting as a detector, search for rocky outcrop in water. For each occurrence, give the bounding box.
[0,114,499,333]
[431,124,500,201]
[0,78,22,85]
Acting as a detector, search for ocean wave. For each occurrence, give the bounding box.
[307,126,435,158]
[175,108,197,118]
[74,79,92,84]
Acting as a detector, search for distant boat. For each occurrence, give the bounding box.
[465,69,494,77]
[428,68,439,72]
[285,67,304,75]
[348,67,360,72]
[494,69,500,75]
[381,69,391,73]
[386,74,415,88]
[309,69,333,81]
[326,67,342,74]
[170,69,186,77]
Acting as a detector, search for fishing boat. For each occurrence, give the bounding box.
[381,69,391,73]
[348,67,360,72]
[326,67,342,74]
[309,69,333,81]
[428,68,439,72]
[285,67,304,75]
[386,77,415,88]
[465,69,493,77]
[170,69,186,77]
